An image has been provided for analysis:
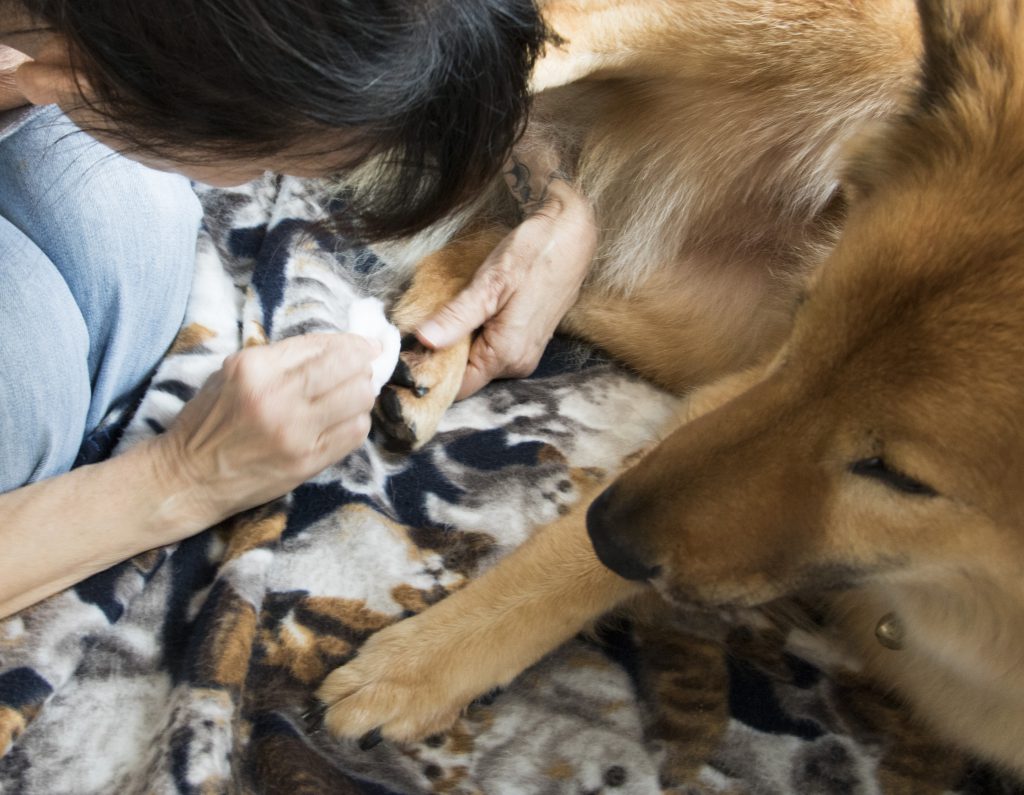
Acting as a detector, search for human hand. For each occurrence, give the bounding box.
[154,333,380,527]
[416,179,596,399]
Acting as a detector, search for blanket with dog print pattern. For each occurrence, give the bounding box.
[0,176,1015,795]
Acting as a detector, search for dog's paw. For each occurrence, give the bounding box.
[315,614,489,744]
[371,335,470,452]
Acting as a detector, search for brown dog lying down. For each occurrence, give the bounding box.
[319,0,1024,778]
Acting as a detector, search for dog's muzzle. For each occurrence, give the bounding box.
[586,486,662,581]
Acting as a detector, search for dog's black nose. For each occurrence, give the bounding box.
[586,487,661,581]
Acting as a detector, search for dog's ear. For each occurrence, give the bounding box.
[914,0,969,112]
[914,0,1021,112]
[843,0,1023,202]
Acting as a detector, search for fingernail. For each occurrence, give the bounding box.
[358,727,383,751]
[417,321,444,348]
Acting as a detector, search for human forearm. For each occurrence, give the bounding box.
[0,435,209,619]
[0,331,382,619]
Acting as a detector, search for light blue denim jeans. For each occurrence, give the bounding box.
[0,106,200,491]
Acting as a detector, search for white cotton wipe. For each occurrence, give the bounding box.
[346,297,401,395]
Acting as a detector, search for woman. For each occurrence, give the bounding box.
[0,0,596,617]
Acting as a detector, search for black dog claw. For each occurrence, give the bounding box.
[471,687,503,708]
[301,699,327,734]
[390,359,418,389]
[379,388,404,423]
[358,727,384,751]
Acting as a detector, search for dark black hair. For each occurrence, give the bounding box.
[23,0,546,240]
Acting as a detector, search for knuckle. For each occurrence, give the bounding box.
[354,378,376,411]
[298,366,316,398]
[362,376,377,407]
[337,332,366,356]
[239,388,271,426]
[220,350,243,378]
[347,337,379,370]
[476,266,510,307]
[270,424,302,458]
[509,355,539,377]
[474,339,503,370]
[226,348,261,385]
[305,334,332,358]
[351,413,372,443]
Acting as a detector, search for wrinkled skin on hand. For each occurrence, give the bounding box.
[159,333,380,525]
[417,173,596,399]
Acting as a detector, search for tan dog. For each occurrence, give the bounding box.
[368,0,919,449]
[320,0,1024,778]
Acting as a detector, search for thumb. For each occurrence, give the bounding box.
[417,270,506,350]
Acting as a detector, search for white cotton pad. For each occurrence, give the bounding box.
[347,297,402,395]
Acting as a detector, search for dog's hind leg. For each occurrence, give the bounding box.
[374,227,508,451]
[560,266,794,395]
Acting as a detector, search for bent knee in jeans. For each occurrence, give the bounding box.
[0,222,92,490]
[0,108,200,491]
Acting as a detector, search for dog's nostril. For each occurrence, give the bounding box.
[586,487,661,582]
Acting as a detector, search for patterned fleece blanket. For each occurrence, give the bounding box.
[0,176,1019,795]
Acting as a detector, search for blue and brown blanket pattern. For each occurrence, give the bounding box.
[0,176,1017,794]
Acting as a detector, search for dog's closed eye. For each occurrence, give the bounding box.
[850,457,938,497]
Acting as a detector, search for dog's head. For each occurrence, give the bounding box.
[587,0,1024,609]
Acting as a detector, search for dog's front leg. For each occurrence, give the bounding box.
[374,228,508,451]
[316,480,642,743]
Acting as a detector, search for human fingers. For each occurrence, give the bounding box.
[274,332,377,370]
[216,333,375,400]
[456,324,543,400]
[306,368,377,434]
[175,336,375,457]
[285,334,381,400]
[228,336,377,456]
[165,351,376,519]
[416,262,514,350]
[310,412,374,468]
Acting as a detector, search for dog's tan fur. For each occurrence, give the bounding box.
[319,0,1024,777]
